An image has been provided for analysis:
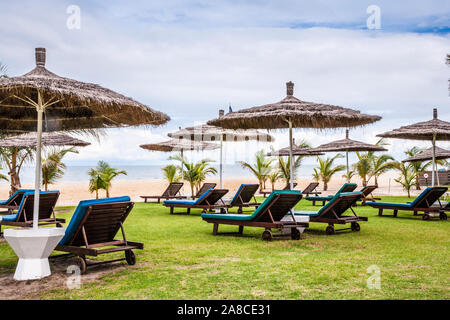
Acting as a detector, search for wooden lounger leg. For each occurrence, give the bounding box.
[187,208,191,215]
[413,210,418,216]
[170,207,174,215]
[393,209,398,217]
[213,223,218,235]
[312,200,316,206]
[238,226,244,234]
[238,207,243,214]
[378,208,383,216]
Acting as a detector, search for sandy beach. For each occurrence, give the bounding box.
[0,172,432,206]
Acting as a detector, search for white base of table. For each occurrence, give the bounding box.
[281,215,309,234]
[4,227,65,281]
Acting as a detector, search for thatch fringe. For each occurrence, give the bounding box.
[0,132,90,147]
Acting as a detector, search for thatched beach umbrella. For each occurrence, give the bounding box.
[311,129,387,182]
[0,132,90,193]
[378,108,450,186]
[140,139,220,189]
[0,48,169,280]
[402,146,450,162]
[208,81,381,188]
[0,132,90,147]
[168,112,274,188]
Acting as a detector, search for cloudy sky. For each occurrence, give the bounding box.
[0,0,449,167]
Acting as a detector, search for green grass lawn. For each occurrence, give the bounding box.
[0,196,449,300]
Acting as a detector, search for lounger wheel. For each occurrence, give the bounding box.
[325,225,335,235]
[125,250,136,265]
[351,222,360,232]
[291,228,301,240]
[440,212,448,220]
[76,256,87,274]
[422,213,431,221]
[262,230,273,241]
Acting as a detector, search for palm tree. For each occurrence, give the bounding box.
[169,155,217,197]
[97,161,127,197]
[41,147,78,191]
[239,150,274,190]
[0,62,7,78]
[88,161,127,198]
[268,168,282,191]
[354,152,372,187]
[342,170,355,182]
[394,162,415,198]
[0,145,34,195]
[273,140,310,187]
[404,147,431,190]
[370,154,398,187]
[314,154,346,191]
[0,166,8,183]
[162,164,180,184]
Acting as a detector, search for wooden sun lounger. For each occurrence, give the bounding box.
[358,185,381,206]
[228,184,260,213]
[202,190,308,241]
[305,183,357,206]
[0,191,64,235]
[163,188,229,214]
[366,187,448,220]
[260,183,297,198]
[0,189,34,214]
[301,182,321,197]
[53,196,143,274]
[295,192,367,235]
[192,183,217,199]
[140,182,187,203]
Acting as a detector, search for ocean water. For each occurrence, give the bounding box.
[6,164,316,183]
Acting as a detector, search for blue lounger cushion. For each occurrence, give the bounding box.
[164,188,213,206]
[295,191,363,218]
[231,184,245,203]
[0,190,60,222]
[59,196,130,245]
[202,190,301,221]
[305,183,356,201]
[0,189,34,205]
[305,196,332,201]
[365,187,434,208]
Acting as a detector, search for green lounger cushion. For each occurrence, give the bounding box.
[164,188,213,205]
[366,187,441,208]
[202,190,301,221]
[305,196,332,201]
[295,191,362,218]
[305,183,357,201]
[293,210,321,217]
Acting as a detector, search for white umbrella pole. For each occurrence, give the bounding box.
[33,93,44,230]
[289,119,294,190]
[220,135,223,189]
[432,135,436,187]
[346,149,350,183]
[180,149,184,195]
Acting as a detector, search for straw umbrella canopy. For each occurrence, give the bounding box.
[0,48,170,230]
[402,146,450,162]
[208,81,381,188]
[378,108,450,186]
[140,139,220,190]
[168,116,274,188]
[311,129,387,182]
[0,132,90,147]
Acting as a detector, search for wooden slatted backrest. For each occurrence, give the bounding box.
[195,183,217,198]
[340,184,358,193]
[283,183,298,190]
[162,182,184,197]
[197,189,228,205]
[412,187,448,208]
[18,192,59,222]
[302,182,319,194]
[254,192,303,222]
[361,185,377,197]
[70,201,134,247]
[319,193,362,218]
[230,184,259,206]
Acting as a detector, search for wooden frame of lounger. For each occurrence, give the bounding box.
[229,184,260,213]
[367,187,448,220]
[192,183,217,199]
[164,189,229,214]
[140,182,187,203]
[307,183,357,206]
[303,193,368,235]
[301,182,321,197]
[53,201,143,274]
[203,192,309,241]
[358,185,381,206]
[0,192,64,234]
[260,183,297,198]
[0,189,33,214]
